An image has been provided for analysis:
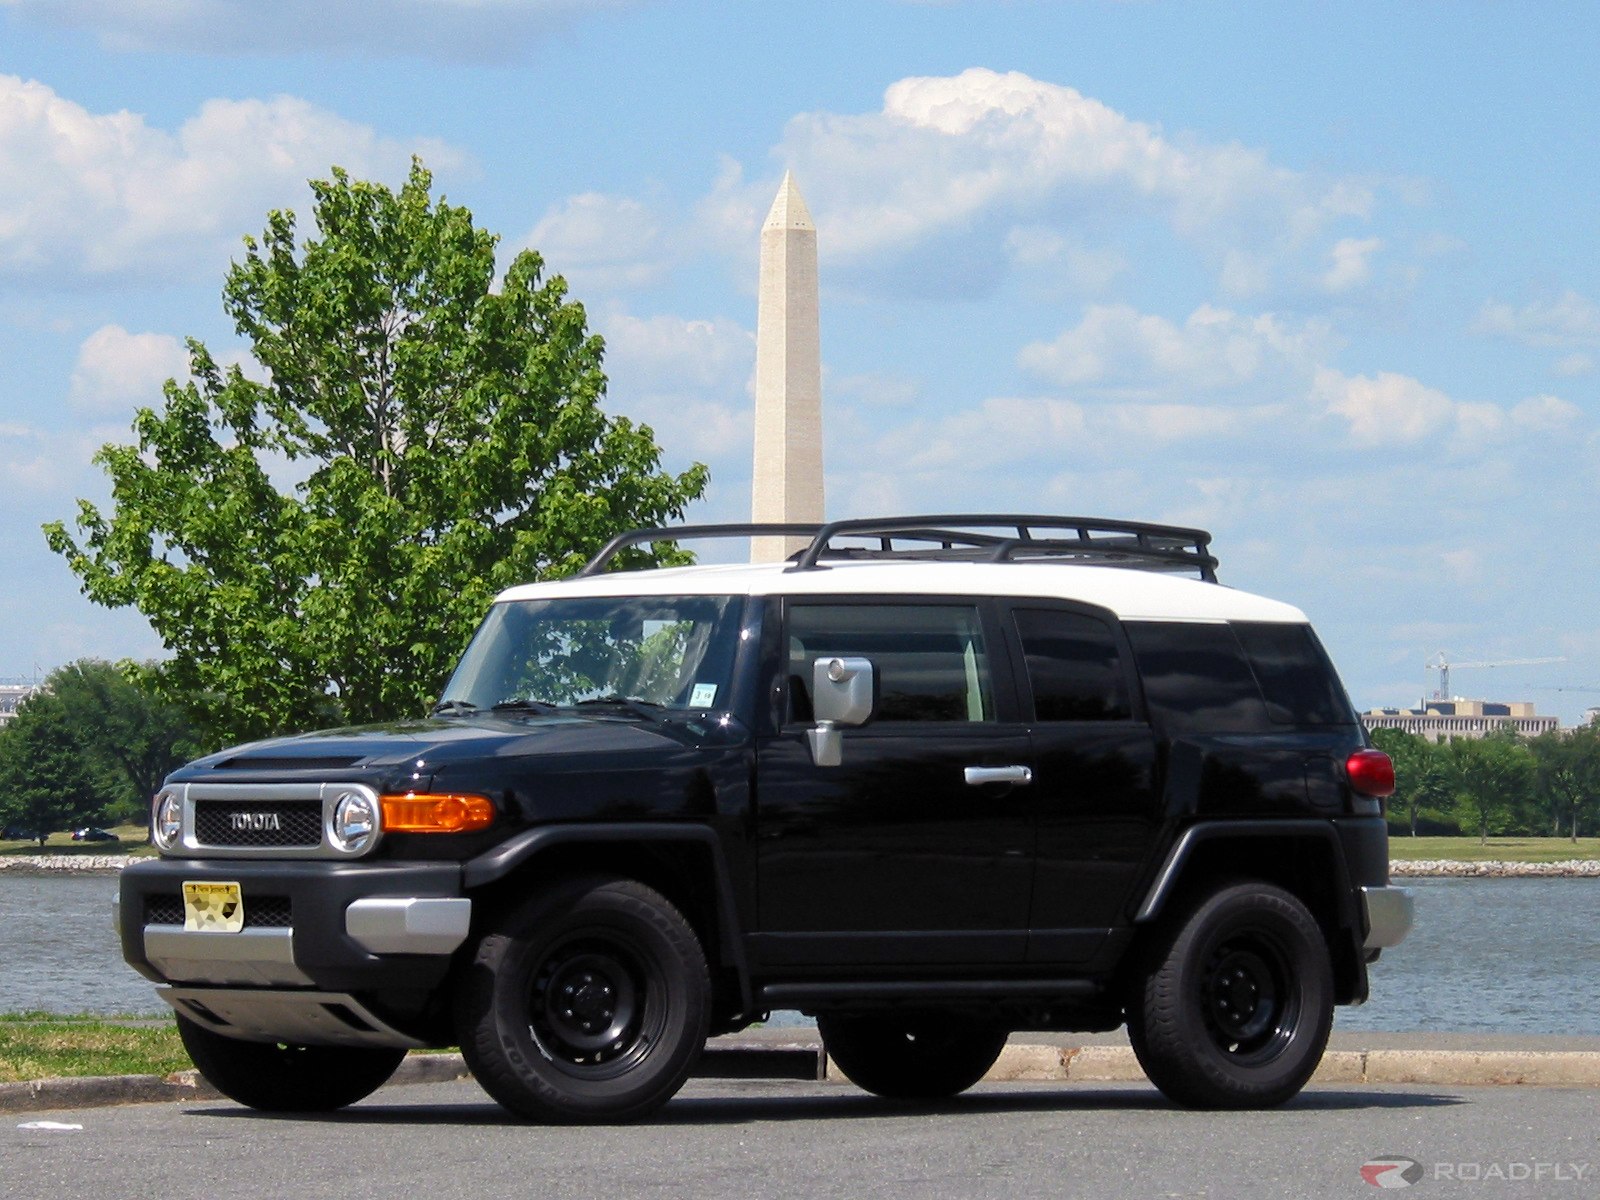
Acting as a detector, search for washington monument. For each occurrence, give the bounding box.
[750,172,823,562]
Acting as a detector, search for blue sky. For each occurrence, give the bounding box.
[2,1,1598,720]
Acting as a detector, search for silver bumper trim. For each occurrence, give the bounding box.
[345,897,472,955]
[161,987,424,1049]
[1361,885,1415,949]
[143,925,314,987]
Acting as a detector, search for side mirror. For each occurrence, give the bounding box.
[807,656,874,767]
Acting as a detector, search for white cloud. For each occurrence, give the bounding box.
[706,69,1373,298]
[0,75,464,282]
[830,371,921,409]
[0,0,636,62]
[1315,368,1501,447]
[522,193,669,293]
[1003,227,1126,291]
[596,311,754,461]
[1474,290,1600,348]
[69,325,188,413]
[1018,303,1333,395]
[1554,353,1595,377]
[1510,393,1582,433]
[1322,236,1382,292]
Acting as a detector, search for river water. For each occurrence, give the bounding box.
[1,874,1595,1034]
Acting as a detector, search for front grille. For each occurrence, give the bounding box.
[144,894,184,925]
[194,800,323,848]
[143,893,292,928]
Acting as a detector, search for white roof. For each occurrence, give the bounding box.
[495,560,1307,624]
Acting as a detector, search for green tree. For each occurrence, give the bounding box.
[1529,725,1600,842]
[0,690,106,843]
[1443,732,1535,846]
[1370,728,1454,836]
[0,661,202,839]
[45,161,706,744]
[43,660,206,824]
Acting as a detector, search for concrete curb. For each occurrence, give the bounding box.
[8,1039,1599,1114]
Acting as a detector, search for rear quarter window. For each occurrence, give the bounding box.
[1123,621,1268,734]
[1232,621,1358,727]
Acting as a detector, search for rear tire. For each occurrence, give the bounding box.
[1128,882,1333,1109]
[455,875,709,1123]
[819,1011,1008,1100]
[175,1015,405,1112]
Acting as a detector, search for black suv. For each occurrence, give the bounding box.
[118,514,1412,1121]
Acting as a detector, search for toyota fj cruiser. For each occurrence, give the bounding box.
[117,514,1412,1121]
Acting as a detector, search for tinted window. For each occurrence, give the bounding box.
[1013,609,1131,722]
[1233,622,1357,726]
[787,604,994,722]
[1124,621,1268,733]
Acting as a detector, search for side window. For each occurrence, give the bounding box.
[1123,621,1269,733]
[1013,608,1131,722]
[786,603,994,723]
[1233,622,1358,727]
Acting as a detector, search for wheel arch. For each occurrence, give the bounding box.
[1131,821,1368,1005]
[463,824,754,1020]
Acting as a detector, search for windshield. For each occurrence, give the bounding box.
[439,594,745,714]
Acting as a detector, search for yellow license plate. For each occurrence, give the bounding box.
[182,881,244,933]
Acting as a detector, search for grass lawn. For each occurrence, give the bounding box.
[1388,835,1600,863]
[0,823,155,858]
[0,1012,189,1083]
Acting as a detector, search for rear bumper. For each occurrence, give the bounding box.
[1361,884,1415,950]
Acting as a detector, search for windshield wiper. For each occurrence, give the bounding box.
[430,699,479,717]
[490,697,562,716]
[571,695,670,722]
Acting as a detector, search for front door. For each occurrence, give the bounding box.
[752,598,1035,967]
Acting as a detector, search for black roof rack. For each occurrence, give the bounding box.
[578,514,1218,582]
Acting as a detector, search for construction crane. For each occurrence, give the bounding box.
[1425,652,1564,701]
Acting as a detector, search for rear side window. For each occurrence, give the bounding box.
[1012,608,1131,722]
[786,603,995,723]
[1124,621,1268,733]
[1233,622,1357,726]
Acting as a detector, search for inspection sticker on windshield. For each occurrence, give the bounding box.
[183,881,244,933]
[689,683,718,708]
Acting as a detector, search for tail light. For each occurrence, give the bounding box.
[1345,749,1395,798]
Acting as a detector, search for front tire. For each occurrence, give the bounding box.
[455,875,709,1123]
[175,1015,405,1112]
[818,1011,1008,1100]
[1128,882,1333,1109]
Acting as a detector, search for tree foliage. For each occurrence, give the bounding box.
[1377,725,1600,842]
[45,162,707,744]
[0,660,202,839]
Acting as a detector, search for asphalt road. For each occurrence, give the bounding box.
[6,1078,1597,1200]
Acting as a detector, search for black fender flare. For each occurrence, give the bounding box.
[464,823,752,1011]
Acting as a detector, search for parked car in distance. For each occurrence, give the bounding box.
[2,825,41,841]
[72,827,119,842]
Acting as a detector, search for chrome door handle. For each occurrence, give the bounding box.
[964,765,1033,786]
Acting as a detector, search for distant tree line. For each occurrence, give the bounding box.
[0,660,204,844]
[1371,725,1600,843]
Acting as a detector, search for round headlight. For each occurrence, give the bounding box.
[332,790,379,853]
[153,791,182,850]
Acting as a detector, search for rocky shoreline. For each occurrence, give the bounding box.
[3,854,1598,877]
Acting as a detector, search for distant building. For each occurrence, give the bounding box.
[0,684,38,728]
[1361,698,1559,742]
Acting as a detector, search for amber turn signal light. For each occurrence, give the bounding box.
[380,792,496,833]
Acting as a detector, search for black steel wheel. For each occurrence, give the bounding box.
[456,875,709,1123]
[175,1015,405,1112]
[1128,882,1333,1109]
[818,1011,1009,1100]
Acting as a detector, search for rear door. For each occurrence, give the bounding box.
[1003,603,1161,963]
[752,597,1035,967]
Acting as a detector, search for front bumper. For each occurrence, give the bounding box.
[1361,884,1415,950]
[118,858,470,1045]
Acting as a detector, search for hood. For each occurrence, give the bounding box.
[173,712,738,782]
